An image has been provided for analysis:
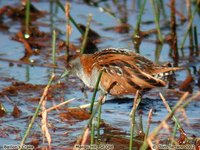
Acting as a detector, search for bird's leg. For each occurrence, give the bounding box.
[99,90,107,104]
[98,81,117,104]
[95,91,107,138]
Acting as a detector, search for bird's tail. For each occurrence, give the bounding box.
[153,67,184,79]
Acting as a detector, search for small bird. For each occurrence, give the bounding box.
[67,48,181,96]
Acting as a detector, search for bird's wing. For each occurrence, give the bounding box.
[93,53,166,93]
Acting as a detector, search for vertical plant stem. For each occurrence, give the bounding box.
[80,14,93,54]
[81,128,90,145]
[26,66,30,82]
[52,30,56,65]
[145,92,200,150]
[74,96,104,147]
[170,0,179,66]
[132,0,147,53]
[155,42,163,64]
[180,1,199,53]
[160,0,167,19]
[131,0,136,11]
[89,69,104,114]
[129,91,142,150]
[159,93,187,138]
[69,14,84,35]
[25,0,30,38]
[50,0,54,35]
[140,109,153,150]
[90,119,95,145]
[150,0,163,43]
[172,123,178,138]
[146,109,153,137]
[139,111,143,133]
[56,0,99,53]
[137,0,141,9]
[156,0,160,21]
[65,3,70,57]
[56,0,84,35]
[134,0,147,35]
[19,74,55,150]
[0,103,7,113]
[179,92,200,109]
[194,26,199,56]
[97,101,102,137]
[54,0,59,14]
[187,0,194,57]
[88,96,105,127]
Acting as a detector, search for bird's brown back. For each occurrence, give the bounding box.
[78,48,182,96]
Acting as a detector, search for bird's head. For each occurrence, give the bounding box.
[66,54,82,75]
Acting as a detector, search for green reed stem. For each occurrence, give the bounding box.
[170,0,179,66]
[159,93,188,140]
[25,0,30,38]
[97,100,102,137]
[55,0,59,14]
[150,0,163,43]
[172,123,178,138]
[60,69,70,79]
[143,100,184,149]
[137,0,141,9]
[155,42,163,64]
[75,96,105,146]
[139,112,143,133]
[145,109,152,137]
[88,96,105,127]
[181,92,200,109]
[50,0,54,35]
[69,14,84,34]
[65,3,70,57]
[180,2,199,54]
[143,92,200,150]
[134,0,147,35]
[160,93,183,130]
[140,109,153,150]
[90,119,95,145]
[186,0,194,57]
[194,26,199,56]
[52,30,56,65]
[89,69,104,114]
[160,0,167,19]
[26,66,30,82]
[0,103,7,113]
[129,91,142,150]
[19,74,55,150]
[156,0,160,21]
[56,0,84,35]
[80,14,93,54]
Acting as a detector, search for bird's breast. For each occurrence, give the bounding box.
[75,66,101,89]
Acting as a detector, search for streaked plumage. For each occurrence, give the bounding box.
[68,48,181,96]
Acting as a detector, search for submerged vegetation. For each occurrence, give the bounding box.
[0,0,200,149]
